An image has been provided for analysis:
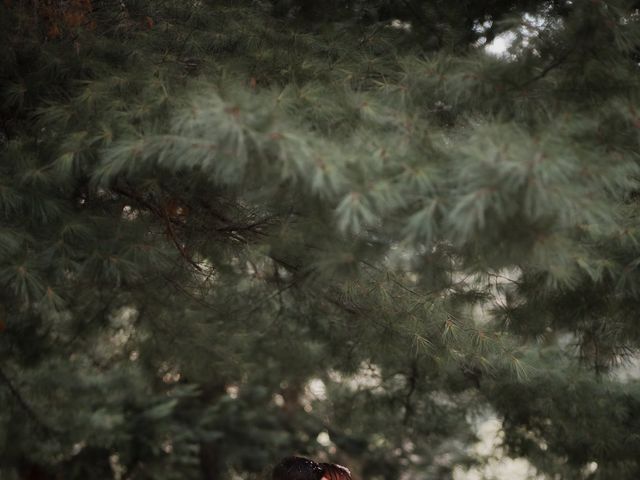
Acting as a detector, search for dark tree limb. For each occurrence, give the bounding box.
[0,366,60,436]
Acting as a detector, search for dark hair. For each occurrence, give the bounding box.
[272,457,324,480]
[319,463,352,480]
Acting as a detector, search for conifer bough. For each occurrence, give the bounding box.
[1,0,640,479]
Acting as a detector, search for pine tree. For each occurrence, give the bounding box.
[2,1,640,479]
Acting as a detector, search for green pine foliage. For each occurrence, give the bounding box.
[2,0,640,479]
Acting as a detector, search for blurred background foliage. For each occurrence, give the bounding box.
[2,0,640,479]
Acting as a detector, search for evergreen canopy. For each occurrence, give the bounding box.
[2,0,640,479]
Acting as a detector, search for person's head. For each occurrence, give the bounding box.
[319,463,351,480]
[272,457,324,480]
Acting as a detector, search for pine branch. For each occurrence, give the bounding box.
[403,360,418,425]
[518,46,575,89]
[112,185,205,272]
[0,366,60,436]
[214,214,278,235]
[164,217,204,272]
